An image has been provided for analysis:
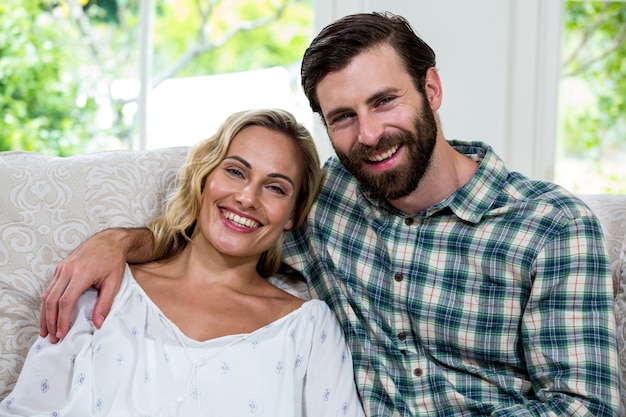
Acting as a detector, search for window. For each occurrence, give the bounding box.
[554,0,626,194]
[0,0,313,156]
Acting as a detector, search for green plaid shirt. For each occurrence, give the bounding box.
[283,141,620,416]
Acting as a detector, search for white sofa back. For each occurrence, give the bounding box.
[0,148,188,397]
[0,149,625,412]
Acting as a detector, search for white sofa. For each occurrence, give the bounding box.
[1,148,625,412]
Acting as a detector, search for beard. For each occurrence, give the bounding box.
[334,103,438,202]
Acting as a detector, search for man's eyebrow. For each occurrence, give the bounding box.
[366,87,401,105]
[325,106,352,122]
[324,87,402,121]
[224,155,294,187]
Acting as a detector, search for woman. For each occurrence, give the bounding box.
[1,109,365,417]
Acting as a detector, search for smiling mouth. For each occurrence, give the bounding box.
[366,144,400,163]
[221,209,261,229]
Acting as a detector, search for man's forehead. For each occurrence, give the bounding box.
[316,48,411,109]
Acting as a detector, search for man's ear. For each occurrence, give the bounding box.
[424,67,443,111]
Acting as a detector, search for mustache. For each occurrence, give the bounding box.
[348,133,409,162]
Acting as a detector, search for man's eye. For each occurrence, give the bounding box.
[331,114,351,125]
[377,96,394,106]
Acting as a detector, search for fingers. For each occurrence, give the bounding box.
[39,261,84,343]
[39,273,59,338]
[92,279,121,329]
[40,263,69,341]
[55,279,86,341]
[37,228,139,343]
[40,259,126,342]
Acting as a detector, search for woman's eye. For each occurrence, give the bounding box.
[226,167,244,178]
[268,185,287,195]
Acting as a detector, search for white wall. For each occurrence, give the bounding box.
[312,0,563,181]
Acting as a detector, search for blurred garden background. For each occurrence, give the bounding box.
[0,0,624,193]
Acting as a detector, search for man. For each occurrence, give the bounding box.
[40,12,620,416]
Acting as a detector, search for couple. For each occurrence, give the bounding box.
[8,11,624,417]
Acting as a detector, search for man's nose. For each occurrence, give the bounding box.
[357,114,384,146]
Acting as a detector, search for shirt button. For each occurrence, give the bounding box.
[394,273,403,282]
[413,368,423,377]
[398,332,407,341]
[404,217,414,226]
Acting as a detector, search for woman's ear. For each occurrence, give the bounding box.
[283,211,296,232]
[424,67,443,111]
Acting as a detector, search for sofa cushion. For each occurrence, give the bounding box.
[579,193,626,414]
[0,148,188,398]
[579,194,626,296]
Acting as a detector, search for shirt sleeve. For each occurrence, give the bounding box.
[0,288,98,416]
[494,213,620,417]
[302,301,365,417]
[283,220,315,272]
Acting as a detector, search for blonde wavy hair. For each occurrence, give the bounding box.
[148,109,322,277]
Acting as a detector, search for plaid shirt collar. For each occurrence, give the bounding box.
[339,140,504,224]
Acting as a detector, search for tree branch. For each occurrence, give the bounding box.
[561,3,623,78]
[65,0,108,74]
[152,0,289,88]
[562,25,626,78]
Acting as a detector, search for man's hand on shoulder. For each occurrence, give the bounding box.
[39,227,154,343]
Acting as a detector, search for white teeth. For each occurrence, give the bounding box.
[222,210,260,228]
[368,144,399,162]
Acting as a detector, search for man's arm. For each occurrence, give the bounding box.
[39,227,154,343]
[500,214,620,416]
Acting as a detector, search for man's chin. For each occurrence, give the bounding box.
[357,176,394,201]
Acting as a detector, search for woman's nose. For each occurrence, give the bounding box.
[235,185,259,208]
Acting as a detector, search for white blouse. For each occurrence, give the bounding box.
[0,266,364,417]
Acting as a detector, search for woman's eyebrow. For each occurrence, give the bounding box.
[268,173,294,187]
[224,155,295,187]
[224,155,251,169]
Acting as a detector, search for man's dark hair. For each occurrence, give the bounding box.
[301,11,437,117]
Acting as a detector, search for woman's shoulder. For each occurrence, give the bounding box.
[267,269,311,300]
[106,264,149,311]
[296,299,339,325]
[301,298,331,310]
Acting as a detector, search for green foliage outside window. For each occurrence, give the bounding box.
[0,0,98,156]
[558,1,626,193]
[5,0,622,173]
[0,0,312,156]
